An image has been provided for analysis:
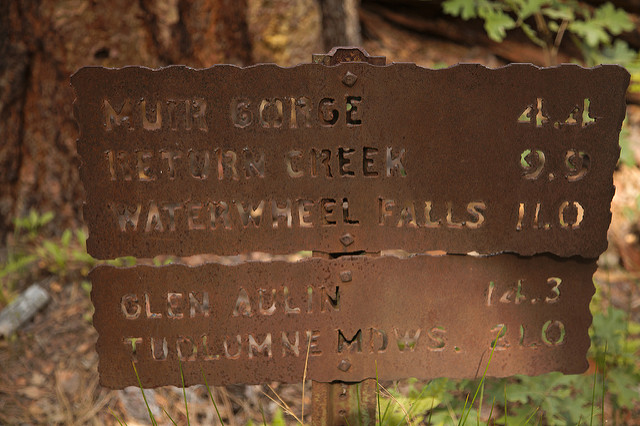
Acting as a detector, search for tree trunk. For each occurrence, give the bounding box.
[247,0,323,66]
[0,0,251,242]
[319,0,362,50]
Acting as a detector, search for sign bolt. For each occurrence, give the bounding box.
[340,271,352,282]
[340,233,354,247]
[338,359,352,372]
[342,71,357,87]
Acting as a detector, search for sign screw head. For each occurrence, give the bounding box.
[340,233,354,247]
[340,271,352,282]
[338,359,352,372]
[342,71,357,87]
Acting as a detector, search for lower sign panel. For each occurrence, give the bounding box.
[91,254,595,388]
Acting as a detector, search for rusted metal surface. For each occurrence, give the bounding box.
[312,46,386,65]
[91,254,595,388]
[72,62,629,260]
[312,380,377,426]
[75,49,623,396]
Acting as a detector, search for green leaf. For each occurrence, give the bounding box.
[517,0,550,21]
[618,120,635,167]
[29,210,38,227]
[0,254,38,279]
[593,2,634,35]
[607,367,640,408]
[80,280,92,294]
[75,229,88,246]
[541,5,574,21]
[520,22,546,47]
[569,20,610,47]
[43,240,63,258]
[61,229,72,247]
[443,0,477,20]
[628,319,640,335]
[598,39,638,64]
[108,256,137,267]
[570,3,633,49]
[271,408,286,426]
[39,211,55,227]
[483,10,517,41]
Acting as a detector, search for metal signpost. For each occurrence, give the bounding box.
[72,48,629,424]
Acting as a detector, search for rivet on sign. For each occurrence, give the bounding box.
[338,359,352,372]
[342,71,357,87]
[340,233,354,247]
[340,270,352,282]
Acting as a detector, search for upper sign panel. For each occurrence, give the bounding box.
[72,63,628,259]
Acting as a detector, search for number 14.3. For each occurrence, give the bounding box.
[486,277,561,307]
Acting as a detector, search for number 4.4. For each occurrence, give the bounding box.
[518,98,596,128]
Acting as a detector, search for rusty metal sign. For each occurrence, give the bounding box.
[72,62,629,260]
[91,254,595,388]
[74,50,627,390]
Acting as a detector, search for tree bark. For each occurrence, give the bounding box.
[0,0,251,242]
[319,0,362,50]
[247,0,323,66]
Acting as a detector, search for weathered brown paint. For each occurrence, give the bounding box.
[90,254,595,388]
[74,49,627,394]
[72,62,628,260]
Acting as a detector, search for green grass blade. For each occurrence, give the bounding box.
[179,358,190,426]
[302,335,311,424]
[131,361,158,426]
[377,382,407,426]
[109,407,127,426]
[163,408,179,426]
[461,325,502,425]
[201,367,225,425]
[524,407,540,424]
[487,397,495,423]
[477,377,484,426]
[428,397,435,425]
[458,393,470,426]
[376,362,382,425]
[504,382,507,426]
[262,384,302,424]
[380,387,392,425]
[259,401,268,426]
[344,414,352,426]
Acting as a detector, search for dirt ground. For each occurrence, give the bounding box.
[2,10,640,425]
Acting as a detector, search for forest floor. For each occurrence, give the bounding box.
[1,7,640,425]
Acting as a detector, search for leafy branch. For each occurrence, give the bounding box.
[441,0,636,66]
